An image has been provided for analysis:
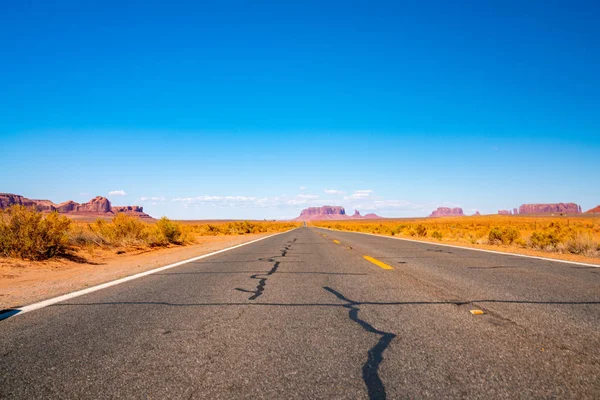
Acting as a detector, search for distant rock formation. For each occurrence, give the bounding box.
[112,205,146,214]
[429,207,464,217]
[363,213,381,219]
[518,203,582,215]
[498,210,512,215]
[473,211,481,216]
[513,208,519,215]
[293,206,381,221]
[585,205,600,214]
[0,193,151,218]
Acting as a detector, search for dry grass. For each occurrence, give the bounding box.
[1,205,299,261]
[0,206,72,260]
[311,215,600,258]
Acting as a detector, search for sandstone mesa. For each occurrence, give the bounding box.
[0,193,151,218]
[293,206,382,221]
[518,203,581,215]
[429,207,464,217]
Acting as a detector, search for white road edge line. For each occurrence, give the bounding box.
[315,227,600,268]
[2,228,297,320]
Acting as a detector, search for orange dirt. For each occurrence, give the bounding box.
[0,233,273,309]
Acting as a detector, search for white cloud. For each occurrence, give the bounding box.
[109,190,126,196]
[140,196,165,202]
[172,193,322,208]
[352,199,417,210]
[299,186,307,190]
[344,189,373,200]
[324,189,345,195]
[296,194,319,200]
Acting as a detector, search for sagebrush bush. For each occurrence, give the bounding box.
[155,217,182,244]
[186,221,299,236]
[90,214,148,247]
[87,215,193,248]
[488,226,521,245]
[561,232,598,255]
[0,206,296,261]
[415,224,428,237]
[529,230,561,250]
[0,206,72,260]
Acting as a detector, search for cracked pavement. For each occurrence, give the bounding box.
[1,227,599,399]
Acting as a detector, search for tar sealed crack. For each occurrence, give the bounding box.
[324,286,396,400]
[236,238,296,300]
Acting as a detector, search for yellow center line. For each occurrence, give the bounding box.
[333,240,340,244]
[363,255,394,270]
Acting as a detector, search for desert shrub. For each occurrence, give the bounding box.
[488,226,521,245]
[415,224,427,237]
[186,221,299,236]
[69,224,106,247]
[0,206,72,260]
[432,230,443,240]
[561,232,597,255]
[154,217,182,244]
[529,230,561,250]
[90,214,149,247]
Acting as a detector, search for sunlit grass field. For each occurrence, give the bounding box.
[0,205,300,260]
[311,215,600,259]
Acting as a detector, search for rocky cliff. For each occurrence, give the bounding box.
[518,203,582,215]
[0,193,151,218]
[429,207,464,217]
[498,210,512,215]
[293,206,381,221]
[585,205,600,214]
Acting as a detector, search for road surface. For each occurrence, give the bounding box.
[1,227,599,399]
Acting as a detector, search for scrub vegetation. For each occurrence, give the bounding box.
[312,215,600,259]
[0,205,299,260]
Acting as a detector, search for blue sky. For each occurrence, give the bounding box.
[1,1,599,219]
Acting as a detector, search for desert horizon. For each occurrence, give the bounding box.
[2,2,599,398]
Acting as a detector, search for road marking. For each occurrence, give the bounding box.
[470,310,485,315]
[0,228,297,322]
[333,240,340,244]
[363,255,394,270]
[316,227,600,268]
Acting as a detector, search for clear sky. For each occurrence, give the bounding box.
[1,1,599,219]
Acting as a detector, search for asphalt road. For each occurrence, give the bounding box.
[1,227,599,399]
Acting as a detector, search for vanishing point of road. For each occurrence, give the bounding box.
[1,227,599,399]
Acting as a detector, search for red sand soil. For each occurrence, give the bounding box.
[0,233,272,309]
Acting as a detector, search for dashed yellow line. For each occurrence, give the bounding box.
[333,240,341,244]
[363,255,394,270]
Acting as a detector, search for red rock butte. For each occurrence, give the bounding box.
[0,193,151,218]
[429,207,464,217]
[585,205,600,214]
[293,205,381,221]
[518,203,581,215]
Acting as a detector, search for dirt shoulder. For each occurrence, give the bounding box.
[0,233,274,310]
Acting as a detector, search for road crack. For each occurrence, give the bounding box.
[324,286,396,400]
[235,238,296,300]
